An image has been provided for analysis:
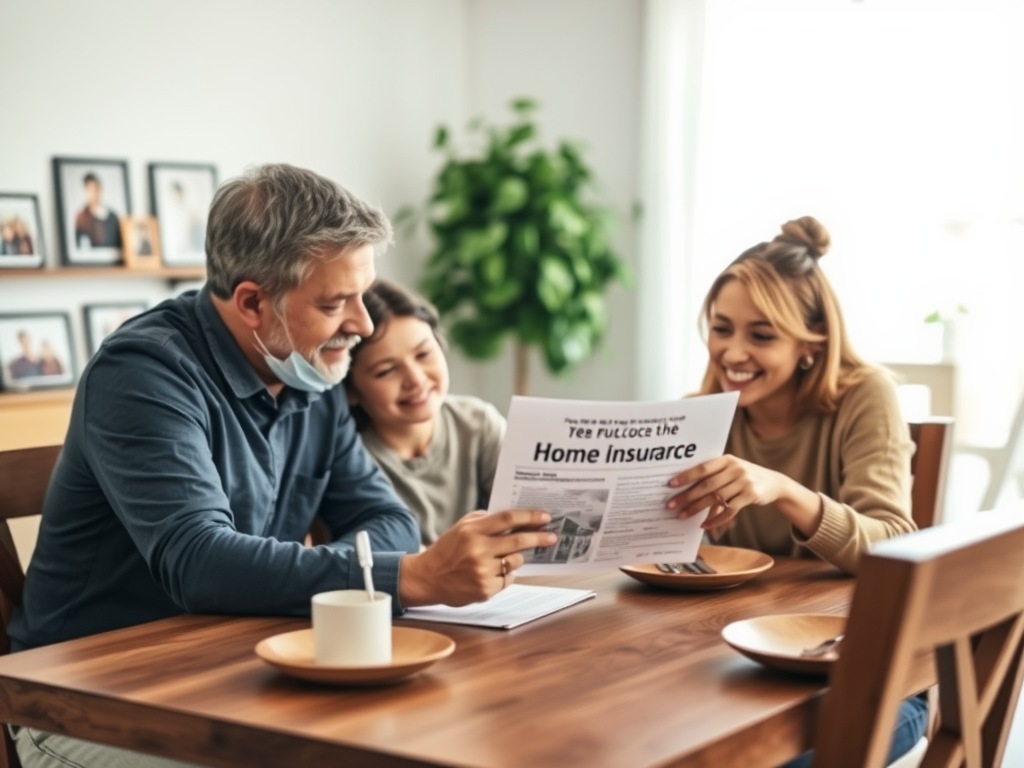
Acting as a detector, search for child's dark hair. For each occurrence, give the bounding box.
[344,278,446,429]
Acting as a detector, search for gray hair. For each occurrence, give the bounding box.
[205,163,393,300]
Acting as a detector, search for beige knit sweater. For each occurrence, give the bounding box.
[717,368,916,574]
[359,394,506,545]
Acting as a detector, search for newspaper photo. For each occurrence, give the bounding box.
[487,392,739,574]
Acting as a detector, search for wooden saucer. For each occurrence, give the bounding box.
[619,545,775,591]
[255,626,455,685]
[721,613,847,675]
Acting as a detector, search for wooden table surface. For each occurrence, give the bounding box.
[0,558,924,768]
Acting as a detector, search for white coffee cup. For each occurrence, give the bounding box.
[311,590,392,666]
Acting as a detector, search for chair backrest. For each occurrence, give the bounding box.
[0,444,61,768]
[909,417,955,529]
[811,512,1024,768]
[306,516,331,547]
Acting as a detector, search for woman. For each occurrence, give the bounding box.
[344,279,506,545]
[669,216,916,573]
[668,216,926,767]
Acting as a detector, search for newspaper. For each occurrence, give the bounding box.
[487,392,739,574]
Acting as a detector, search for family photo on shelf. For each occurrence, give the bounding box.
[0,156,214,392]
[0,303,148,393]
[1,157,217,271]
[0,313,76,391]
[0,193,46,269]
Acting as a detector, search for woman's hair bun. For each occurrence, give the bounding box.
[774,216,830,260]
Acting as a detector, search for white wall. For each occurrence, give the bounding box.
[0,0,470,373]
[0,0,644,411]
[0,0,645,567]
[457,0,644,409]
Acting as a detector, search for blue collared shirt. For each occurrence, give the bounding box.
[10,288,419,651]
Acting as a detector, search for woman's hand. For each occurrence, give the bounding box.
[668,455,786,527]
[667,455,825,538]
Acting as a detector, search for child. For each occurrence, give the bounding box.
[344,279,506,545]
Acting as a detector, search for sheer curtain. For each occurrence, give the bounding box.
[636,0,706,401]
[640,0,1024,508]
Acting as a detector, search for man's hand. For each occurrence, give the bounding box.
[398,509,556,607]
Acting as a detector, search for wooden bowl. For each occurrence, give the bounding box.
[721,613,847,676]
[619,545,775,591]
[255,626,455,685]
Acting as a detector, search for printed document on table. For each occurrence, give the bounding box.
[487,393,739,574]
[399,584,596,630]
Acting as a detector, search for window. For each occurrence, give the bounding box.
[685,0,1024,447]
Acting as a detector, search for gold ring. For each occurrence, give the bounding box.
[500,557,509,577]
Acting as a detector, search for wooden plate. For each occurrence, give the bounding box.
[721,613,847,676]
[255,626,455,685]
[619,545,775,591]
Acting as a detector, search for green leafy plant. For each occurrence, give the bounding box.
[402,98,632,395]
[923,304,968,324]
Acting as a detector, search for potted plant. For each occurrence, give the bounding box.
[400,98,631,395]
[924,303,968,362]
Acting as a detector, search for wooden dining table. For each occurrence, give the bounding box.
[0,557,933,768]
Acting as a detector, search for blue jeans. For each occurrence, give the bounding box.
[778,694,929,768]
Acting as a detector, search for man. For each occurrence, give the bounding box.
[11,164,554,768]
[73,172,122,249]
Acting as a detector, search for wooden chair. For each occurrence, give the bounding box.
[909,417,955,530]
[306,516,331,547]
[0,444,62,768]
[811,512,1024,768]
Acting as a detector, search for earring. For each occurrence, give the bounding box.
[799,355,814,371]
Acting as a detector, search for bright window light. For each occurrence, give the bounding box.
[691,0,1024,445]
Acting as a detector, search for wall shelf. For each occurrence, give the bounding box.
[0,388,75,405]
[0,266,205,282]
[1,268,206,447]
[0,268,206,443]
[0,387,75,451]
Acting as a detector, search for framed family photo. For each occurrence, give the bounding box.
[148,162,217,267]
[120,215,162,270]
[83,302,148,357]
[0,192,46,269]
[53,157,132,266]
[0,312,77,391]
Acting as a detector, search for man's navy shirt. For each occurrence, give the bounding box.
[11,288,419,651]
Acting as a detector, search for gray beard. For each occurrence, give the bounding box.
[264,324,356,384]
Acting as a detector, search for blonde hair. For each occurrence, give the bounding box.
[698,216,870,413]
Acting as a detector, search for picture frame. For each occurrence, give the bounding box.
[148,162,217,267]
[53,156,131,266]
[0,192,47,269]
[83,302,148,358]
[0,312,77,391]
[120,215,162,270]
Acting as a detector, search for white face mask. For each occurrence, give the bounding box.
[253,331,337,394]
